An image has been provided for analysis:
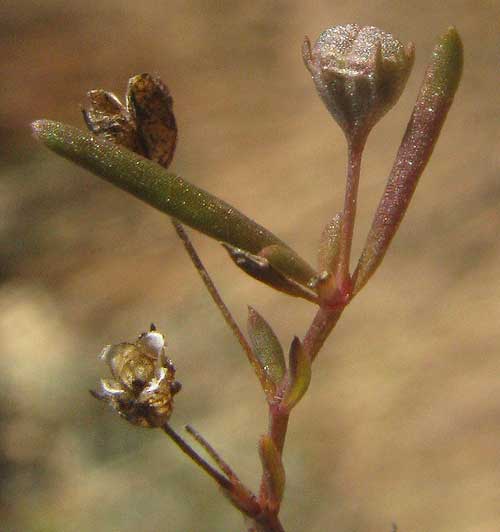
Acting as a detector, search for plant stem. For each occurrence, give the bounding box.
[253,405,289,530]
[302,306,343,361]
[173,133,362,532]
[336,137,367,293]
[255,514,287,532]
[249,135,365,531]
[174,219,289,530]
[171,219,268,390]
[161,423,232,490]
[185,424,239,481]
[268,405,290,456]
[246,515,286,532]
[252,297,342,532]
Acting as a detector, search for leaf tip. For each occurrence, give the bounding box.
[432,25,463,97]
[442,25,463,58]
[31,119,47,139]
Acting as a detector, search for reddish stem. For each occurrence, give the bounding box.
[336,137,367,295]
[161,423,232,490]
[268,404,290,456]
[253,513,287,532]
[185,424,240,481]
[302,306,343,362]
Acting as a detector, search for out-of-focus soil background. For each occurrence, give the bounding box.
[1,1,498,531]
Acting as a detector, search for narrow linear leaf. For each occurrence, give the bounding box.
[223,243,318,303]
[247,306,286,395]
[353,27,463,294]
[32,120,316,286]
[259,434,286,513]
[259,244,314,287]
[317,212,342,273]
[282,336,311,411]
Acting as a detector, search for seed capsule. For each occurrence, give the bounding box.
[303,25,414,144]
[82,73,177,169]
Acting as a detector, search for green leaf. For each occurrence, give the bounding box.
[259,244,315,287]
[317,212,342,273]
[32,120,316,286]
[259,434,286,512]
[247,306,286,395]
[281,337,311,410]
[353,27,463,294]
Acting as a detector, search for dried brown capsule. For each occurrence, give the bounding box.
[126,73,177,168]
[82,89,145,154]
[92,324,181,428]
[82,73,177,169]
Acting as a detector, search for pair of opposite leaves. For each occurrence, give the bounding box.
[83,73,177,170]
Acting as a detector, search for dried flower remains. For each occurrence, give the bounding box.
[91,324,181,428]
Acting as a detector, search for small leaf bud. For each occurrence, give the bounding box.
[281,337,311,411]
[247,306,286,396]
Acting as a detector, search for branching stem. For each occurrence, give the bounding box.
[185,424,239,481]
[173,122,363,532]
[171,219,268,390]
[161,423,232,490]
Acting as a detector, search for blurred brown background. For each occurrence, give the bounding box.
[1,1,499,531]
